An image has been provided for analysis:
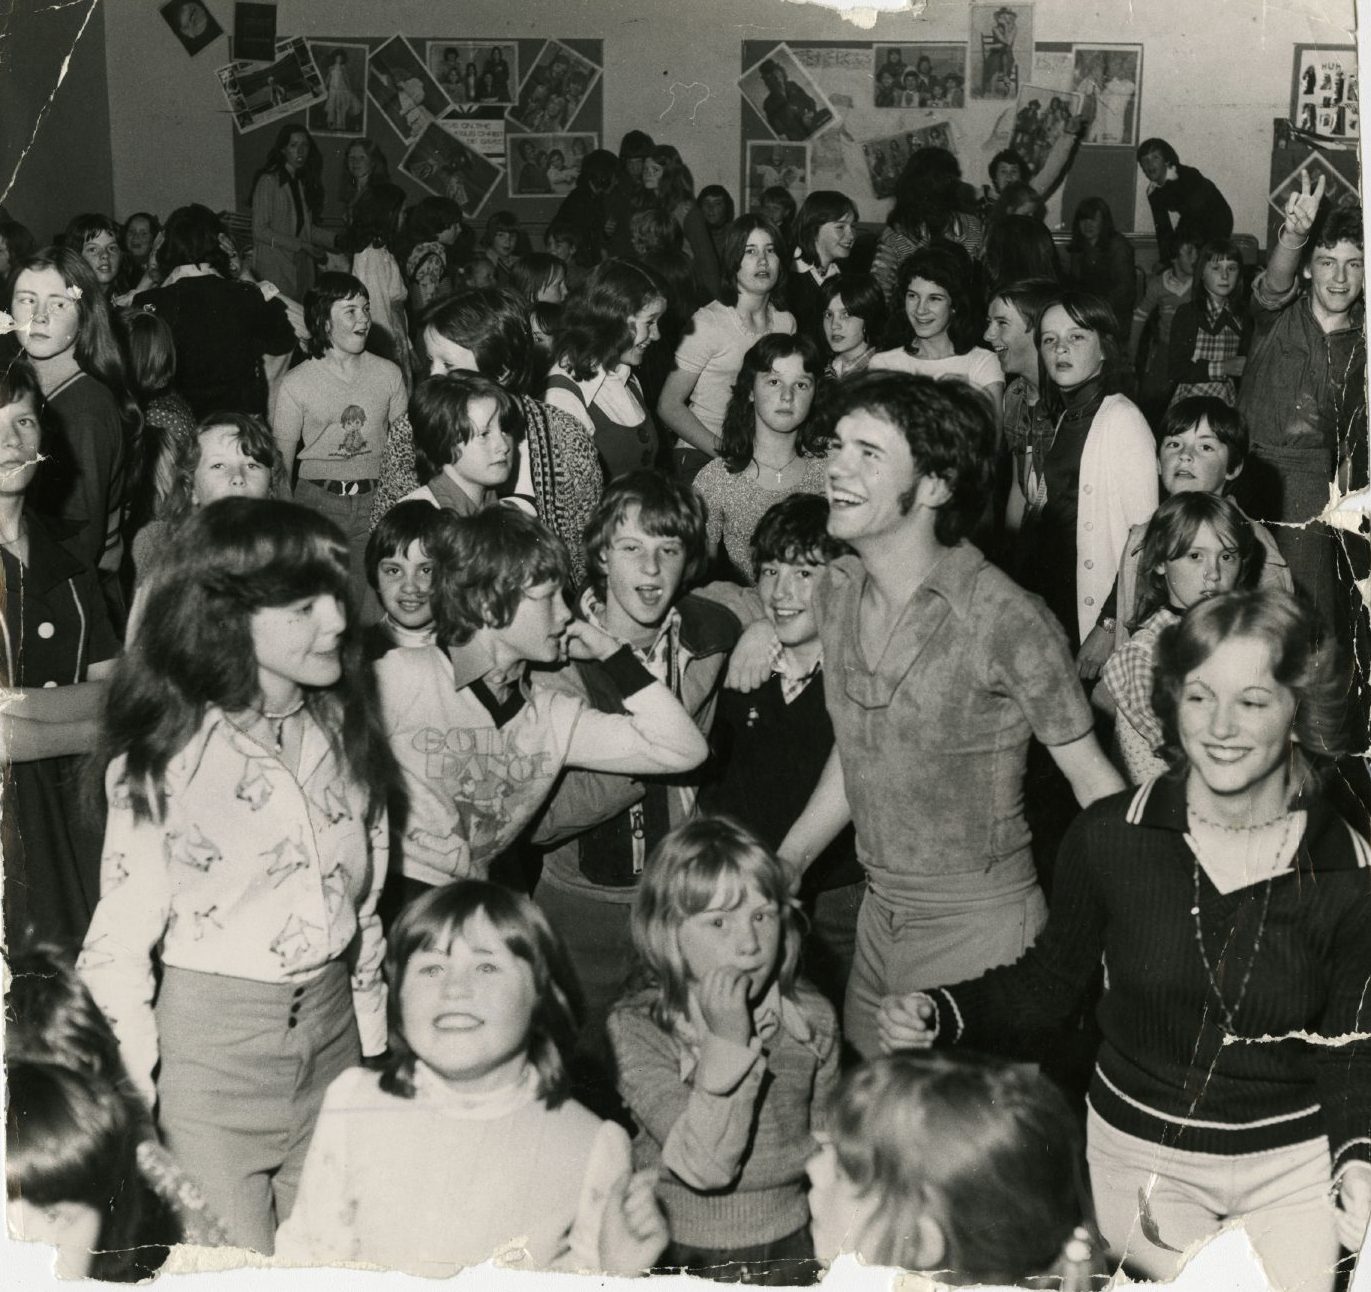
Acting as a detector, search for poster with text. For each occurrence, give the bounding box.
[441,114,508,161]
[308,42,367,136]
[401,121,503,215]
[969,3,1033,100]
[1292,45,1358,142]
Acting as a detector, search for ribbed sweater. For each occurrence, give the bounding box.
[934,777,1371,1169]
[608,983,839,1249]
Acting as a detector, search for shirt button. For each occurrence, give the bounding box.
[1084,521,1094,531]
[1084,559,1094,569]
[37,622,55,639]
[1085,597,1096,606]
[1083,484,1093,494]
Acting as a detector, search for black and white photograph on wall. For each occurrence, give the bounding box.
[401,120,504,214]
[160,0,223,57]
[308,43,367,136]
[507,133,597,196]
[1010,83,1083,172]
[428,42,518,108]
[1291,45,1359,142]
[969,3,1032,100]
[508,40,601,133]
[1073,44,1141,145]
[216,37,326,134]
[740,44,836,142]
[873,44,967,109]
[368,35,446,145]
[744,140,809,213]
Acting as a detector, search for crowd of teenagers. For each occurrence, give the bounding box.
[1,110,1369,1290]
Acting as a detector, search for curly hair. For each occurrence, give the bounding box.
[887,245,982,353]
[554,259,666,380]
[806,370,994,546]
[718,332,823,473]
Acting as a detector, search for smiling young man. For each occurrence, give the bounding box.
[273,272,407,599]
[769,371,1124,1058]
[1237,173,1365,631]
[532,469,741,1046]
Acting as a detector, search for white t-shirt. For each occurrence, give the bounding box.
[673,300,796,437]
[868,345,1004,391]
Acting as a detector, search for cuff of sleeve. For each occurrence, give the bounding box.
[600,645,655,698]
[932,988,965,1044]
[696,1032,762,1093]
[1333,1139,1371,1177]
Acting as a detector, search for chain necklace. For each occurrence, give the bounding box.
[752,452,798,484]
[1190,862,1275,1035]
[230,696,307,754]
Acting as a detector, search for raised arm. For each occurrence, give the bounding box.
[1264,169,1326,298]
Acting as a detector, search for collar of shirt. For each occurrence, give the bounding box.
[771,640,823,703]
[161,263,222,286]
[412,1059,540,1120]
[383,616,438,649]
[446,633,524,694]
[580,587,681,684]
[674,982,814,1081]
[793,254,839,286]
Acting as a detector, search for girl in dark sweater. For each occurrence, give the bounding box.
[880,588,1371,1288]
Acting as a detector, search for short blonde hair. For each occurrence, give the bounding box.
[630,816,802,1033]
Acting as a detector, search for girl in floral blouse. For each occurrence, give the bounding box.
[79,497,397,1254]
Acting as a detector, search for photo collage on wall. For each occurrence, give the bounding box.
[219,29,603,219]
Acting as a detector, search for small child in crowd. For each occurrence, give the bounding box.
[1167,237,1252,408]
[362,498,445,655]
[402,372,518,516]
[609,816,839,1285]
[276,881,668,1274]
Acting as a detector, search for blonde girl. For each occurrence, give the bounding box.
[608,816,838,1286]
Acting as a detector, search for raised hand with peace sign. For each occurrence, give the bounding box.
[1281,167,1328,243]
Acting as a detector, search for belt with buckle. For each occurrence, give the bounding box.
[313,478,377,497]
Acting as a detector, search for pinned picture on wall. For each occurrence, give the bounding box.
[308,43,367,136]
[231,2,277,63]
[740,44,835,142]
[1291,45,1358,142]
[369,35,447,145]
[969,3,1032,100]
[1009,83,1083,174]
[216,37,325,134]
[428,42,519,108]
[160,0,223,58]
[872,44,967,109]
[441,114,508,162]
[401,121,504,216]
[508,40,601,133]
[860,123,955,200]
[506,133,598,197]
[1268,150,1359,217]
[1073,44,1141,145]
[745,141,809,214]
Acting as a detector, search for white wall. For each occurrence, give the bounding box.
[102,0,1358,243]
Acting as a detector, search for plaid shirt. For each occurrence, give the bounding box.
[1175,296,1244,403]
[1101,607,1180,749]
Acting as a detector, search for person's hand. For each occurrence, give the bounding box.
[598,1168,668,1274]
[1283,169,1327,239]
[697,967,754,1046]
[1076,624,1115,680]
[875,992,938,1053]
[725,620,779,692]
[1336,1162,1371,1252]
[1221,356,1247,378]
[561,618,621,663]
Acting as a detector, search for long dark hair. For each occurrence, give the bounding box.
[253,124,323,219]
[14,247,142,451]
[97,498,395,825]
[421,287,537,395]
[1069,197,1118,252]
[554,259,665,379]
[718,333,823,473]
[887,246,981,353]
[888,146,965,242]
